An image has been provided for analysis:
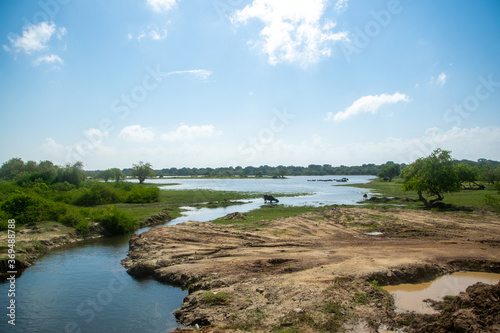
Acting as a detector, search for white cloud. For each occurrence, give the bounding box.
[128,25,168,41]
[149,26,168,40]
[327,92,410,122]
[42,129,114,165]
[119,125,155,142]
[42,138,67,156]
[161,124,222,142]
[147,0,178,12]
[33,54,63,66]
[334,0,348,13]
[431,72,447,87]
[235,126,500,166]
[167,69,213,81]
[231,0,348,67]
[4,21,65,54]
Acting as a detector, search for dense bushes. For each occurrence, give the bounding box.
[73,183,160,206]
[92,206,138,234]
[125,186,160,203]
[74,184,122,206]
[0,193,66,224]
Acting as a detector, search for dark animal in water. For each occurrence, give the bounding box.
[363,194,368,199]
[264,195,279,203]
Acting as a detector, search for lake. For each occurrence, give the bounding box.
[0,176,374,332]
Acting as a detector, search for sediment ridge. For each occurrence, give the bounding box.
[121,207,500,332]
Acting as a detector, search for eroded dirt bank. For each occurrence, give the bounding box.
[121,207,500,332]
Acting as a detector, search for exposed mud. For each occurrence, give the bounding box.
[121,207,500,332]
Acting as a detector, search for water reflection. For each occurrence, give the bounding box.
[383,272,500,314]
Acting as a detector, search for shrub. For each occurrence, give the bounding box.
[0,194,42,224]
[200,291,232,306]
[75,219,91,233]
[60,213,84,227]
[484,194,500,212]
[74,184,122,206]
[125,186,160,203]
[51,181,77,192]
[0,193,66,223]
[92,206,138,234]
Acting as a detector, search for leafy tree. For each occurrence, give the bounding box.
[111,168,123,182]
[401,149,461,208]
[456,163,483,189]
[97,169,115,182]
[131,161,155,184]
[378,163,400,181]
[481,167,500,185]
[0,158,25,180]
[56,162,86,187]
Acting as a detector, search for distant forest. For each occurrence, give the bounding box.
[117,159,500,178]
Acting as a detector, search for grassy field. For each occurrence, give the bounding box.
[349,178,500,210]
[213,204,321,229]
[116,188,310,219]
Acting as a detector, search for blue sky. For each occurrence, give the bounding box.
[1,0,499,170]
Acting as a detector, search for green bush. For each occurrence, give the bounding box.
[0,194,42,223]
[60,213,84,227]
[75,219,91,233]
[92,206,138,234]
[484,194,500,211]
[51,181,77,192]
[74,184,122,206]
[125,186,160,203]
[0,193,66,223]
[113,181,133,191]
[200,291,232,306]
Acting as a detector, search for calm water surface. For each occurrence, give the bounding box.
[0,176,374,332]
[383,272,500,314]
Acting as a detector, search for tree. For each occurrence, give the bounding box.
[110,168,123,182]
[97,169,115,182]
[401,149,461,208]
[378,163,400,181]
[56,162,86,187]
[131,161,155,184]
[0,158,25,180]
[456,163,483,189]
[481,167,500,185]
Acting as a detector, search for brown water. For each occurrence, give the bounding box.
[383,272,500,314]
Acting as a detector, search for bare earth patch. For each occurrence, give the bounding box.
[121,207,500,332]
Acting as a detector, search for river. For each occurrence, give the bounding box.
[0,176,374,332]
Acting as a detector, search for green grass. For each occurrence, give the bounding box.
[213,205,322,229]
[159,189,309,204]
[349,178,500,210]
[199,291,232,306]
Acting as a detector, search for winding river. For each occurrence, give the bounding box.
[0,176,374,332]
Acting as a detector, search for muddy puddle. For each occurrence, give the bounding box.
[383,271,500,314]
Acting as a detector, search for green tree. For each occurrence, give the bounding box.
[111,168,123,182]
[377,163,400,181]
[56,161,86,187]
[97,169,115,182]
[456,163,483,189]
[481,167,500,185]
[131,161,155,184]
[0,158,25,180]
[401,149,461,208]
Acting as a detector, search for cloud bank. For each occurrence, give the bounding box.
[327,92,410,122]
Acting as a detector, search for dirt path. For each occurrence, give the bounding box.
[122,207,500,332]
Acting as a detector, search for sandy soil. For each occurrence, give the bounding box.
[121,207,500,332]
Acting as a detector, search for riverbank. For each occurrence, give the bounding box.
[122,206,500,332]
[349,178,500,210]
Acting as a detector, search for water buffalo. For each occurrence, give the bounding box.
[264,194,279,203]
